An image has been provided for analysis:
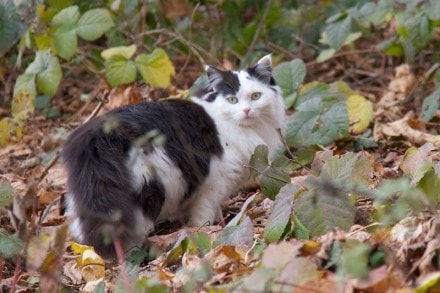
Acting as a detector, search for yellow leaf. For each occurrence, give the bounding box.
[135,48,175,88]
[80,249,105,282]
[299,81,320,93]
[71,242,105,282]
[0,117,24,146]
[101,44,137,60]
[12,91,36,122]
[70,241,94,255]
[347,94,373,133]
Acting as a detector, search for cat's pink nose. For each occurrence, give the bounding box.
[243,108,250,115]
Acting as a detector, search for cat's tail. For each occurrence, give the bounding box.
[62,117,152,259]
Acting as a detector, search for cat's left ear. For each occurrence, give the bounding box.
[257,54,272,68]
[249,54,273,84]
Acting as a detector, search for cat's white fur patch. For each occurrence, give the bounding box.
[189,68,285,225]
[64,194,84,242]
[127,147,187,221]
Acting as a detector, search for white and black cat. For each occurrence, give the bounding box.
[63,55,285,258]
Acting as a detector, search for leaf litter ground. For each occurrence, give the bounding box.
[1,51,439,292]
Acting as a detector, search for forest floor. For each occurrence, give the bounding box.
[1,48,439,292]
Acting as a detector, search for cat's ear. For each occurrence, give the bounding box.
[204,65,224,89]
[257,54,272,68]
[248,54,273,84]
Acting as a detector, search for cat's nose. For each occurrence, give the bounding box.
[243,108,250,115]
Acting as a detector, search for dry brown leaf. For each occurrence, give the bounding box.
[351,265,403,292]
[375,112,440,145]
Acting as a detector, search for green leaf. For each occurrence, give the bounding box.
[325,16,352,50]
[340,241,371,279]
[321,152,373,184]
[0,231,23,258]
[52,6,79,60]
[0,0,29,54]
[13,73,36,97]
[286,96,349,147]
[214,216,253,247]
[421,88,440,122]
[418,168,440,204]
[52,5,79,27]
[105,55,137,87]
[273,59,306,99]
[264,184,298,242]
[401,143,435,185]
[53,24,78,60]
[248,145,290,199]
[427,0,440,20]
[26,50,62,96]
[77,8,114,41]
[135,48,175,88]
[292,214,309,240]
[294,177,356,236]
[12,74,37,121]
[317,48,336,63]
[373,178,427,226]
[0,180,13,208]
[101,45,137,60]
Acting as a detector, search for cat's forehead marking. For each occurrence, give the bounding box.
[217,71,240,95]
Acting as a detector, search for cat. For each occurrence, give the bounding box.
[62,55,286,259]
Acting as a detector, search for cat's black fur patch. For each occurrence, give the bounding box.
[63,99,223,258]
[193,67,241,102]
[246,64,276,86]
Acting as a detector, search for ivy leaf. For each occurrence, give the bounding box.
[273,59,306,101]
[101,45,137,60]
[294,177,356,236]
[264,184,298,242]
[421,88,440,122]
[77,8,114,41]
[135,48,175,88]
[52,6,79,60]
[325,15,352,50]
[25,50,62,96]
[105,55,137,87]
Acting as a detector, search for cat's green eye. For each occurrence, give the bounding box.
[226,96,238,104]
[251,92,262,100]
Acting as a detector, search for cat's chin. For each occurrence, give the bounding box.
[238,117,256,126]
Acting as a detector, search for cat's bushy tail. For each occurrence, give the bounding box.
[62,117,148,258]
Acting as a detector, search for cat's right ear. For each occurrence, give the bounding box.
[204,65,224,89]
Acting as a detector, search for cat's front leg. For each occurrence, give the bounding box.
[187,190,223,227]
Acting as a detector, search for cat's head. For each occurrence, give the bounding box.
[192,55,285,127]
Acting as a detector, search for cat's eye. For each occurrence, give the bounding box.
[251,92,262,100]
[226,96,238,104]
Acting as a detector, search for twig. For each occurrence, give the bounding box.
[38,90,109,183]
[241,0,274,66]
[277,128,311,171]
[244,165,290,184]
[305,48,381,67]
